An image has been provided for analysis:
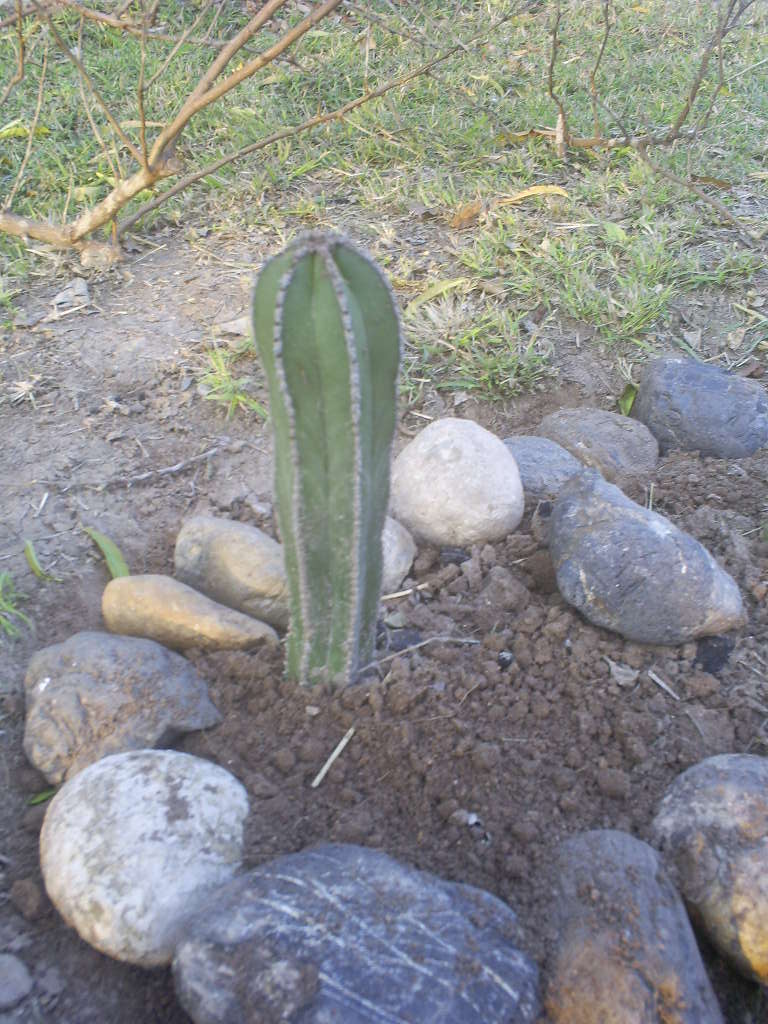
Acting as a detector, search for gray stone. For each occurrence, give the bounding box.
[651,754,768,983]
[23,631,221,784]
[40,750,249,967]
[545,830,724,1024]
[390,418,524,546]
[51,277,89,309]
[502,435,583,504]
[0,956,32,1011]
[102,574,278,651]
[173,843,540,1024]
[550,470,744,644]
[632,356,768,457]
[537,407,658,484]
[175,516,290,629]
[381,516,417,594]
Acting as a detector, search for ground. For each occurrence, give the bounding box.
[0,229,767,1022]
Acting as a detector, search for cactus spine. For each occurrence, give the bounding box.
[252,232,401,688]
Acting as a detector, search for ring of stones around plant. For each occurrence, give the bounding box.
[6,355,768,1022]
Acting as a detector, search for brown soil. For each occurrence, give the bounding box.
[1,233,767,1022]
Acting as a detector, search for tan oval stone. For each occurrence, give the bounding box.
[102,575,278,652]
[175,515,289,629]
[545,829,723,1024]
[651,753,768,984]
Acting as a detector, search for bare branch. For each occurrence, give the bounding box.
[0,0,26,107]
[137,0,149,169]
[76,15,121,184]
[145,0,216,92]
[29,0,144,162]
[636,143,759,247]
[119,11,520,236]
[589,0,613,139]
[3,44,47,212]
[547,0,568,157]
[147,0,343,170]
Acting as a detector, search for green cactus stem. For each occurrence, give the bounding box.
[252,232,401,688]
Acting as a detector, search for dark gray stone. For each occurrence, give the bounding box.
[550,470,744,644]
[632,356,768,457]
[24,631,221,783]
[0,955,32,1011]
[545,830,724,1023]
[173,843,540,1024]
[537,407,658,485]
[503,435,583,504]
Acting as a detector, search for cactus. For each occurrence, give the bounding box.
[251,232,401,688]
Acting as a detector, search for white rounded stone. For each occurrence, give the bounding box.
[390,418,524,546]
[40,749,249,967]
[381,517,417,594]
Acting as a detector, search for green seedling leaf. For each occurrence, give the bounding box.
[83,527,130,578]
[618,382,638,416]
[24,540,63,583]
[28,787,57,806]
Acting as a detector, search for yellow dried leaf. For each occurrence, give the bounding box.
[495,185,569,207]
[450,201,484,229]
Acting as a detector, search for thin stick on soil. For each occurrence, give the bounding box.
[364,635,480,673]
[646,668,680,701]
[311,727,355,789]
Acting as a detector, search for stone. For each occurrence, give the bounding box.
[651,754,768,983]
[9,878,46,921]
[0,955,32,1011]
[390,418,524,546]
[102,574,278,651]
[173,843,540,1024]
[545,830,724,1024]
[537,407,658,484]
[381,516,417,594]
[550,470,744,644]
[502,435,583,503]
[631,355,768,457]
[40,749,249,967]
[175,515,289,629]
[51,277,89,309]
[23,631,220,784]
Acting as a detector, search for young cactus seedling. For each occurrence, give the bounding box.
[252,233,401,688]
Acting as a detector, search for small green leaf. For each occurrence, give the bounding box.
[604,221,628,245]
[618,382,638,416]
[405,278,468,316]
[83,527,130,578]
[28,787,57,806]
[24,540,63,583]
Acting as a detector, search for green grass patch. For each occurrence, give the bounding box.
[1,0,766,395]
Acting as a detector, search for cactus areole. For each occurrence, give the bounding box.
[252,233,402,688]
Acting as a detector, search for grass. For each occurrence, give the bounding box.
[197,346,266,420]
[1,0,766,397]
[0,572,31,639]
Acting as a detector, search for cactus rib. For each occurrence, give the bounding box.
[252,232,401,688]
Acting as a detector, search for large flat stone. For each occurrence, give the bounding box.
[24,631,220,784]
[173,843,540,1024]
[550,470,744,644]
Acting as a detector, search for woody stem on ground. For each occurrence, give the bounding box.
[0,0,342,249]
